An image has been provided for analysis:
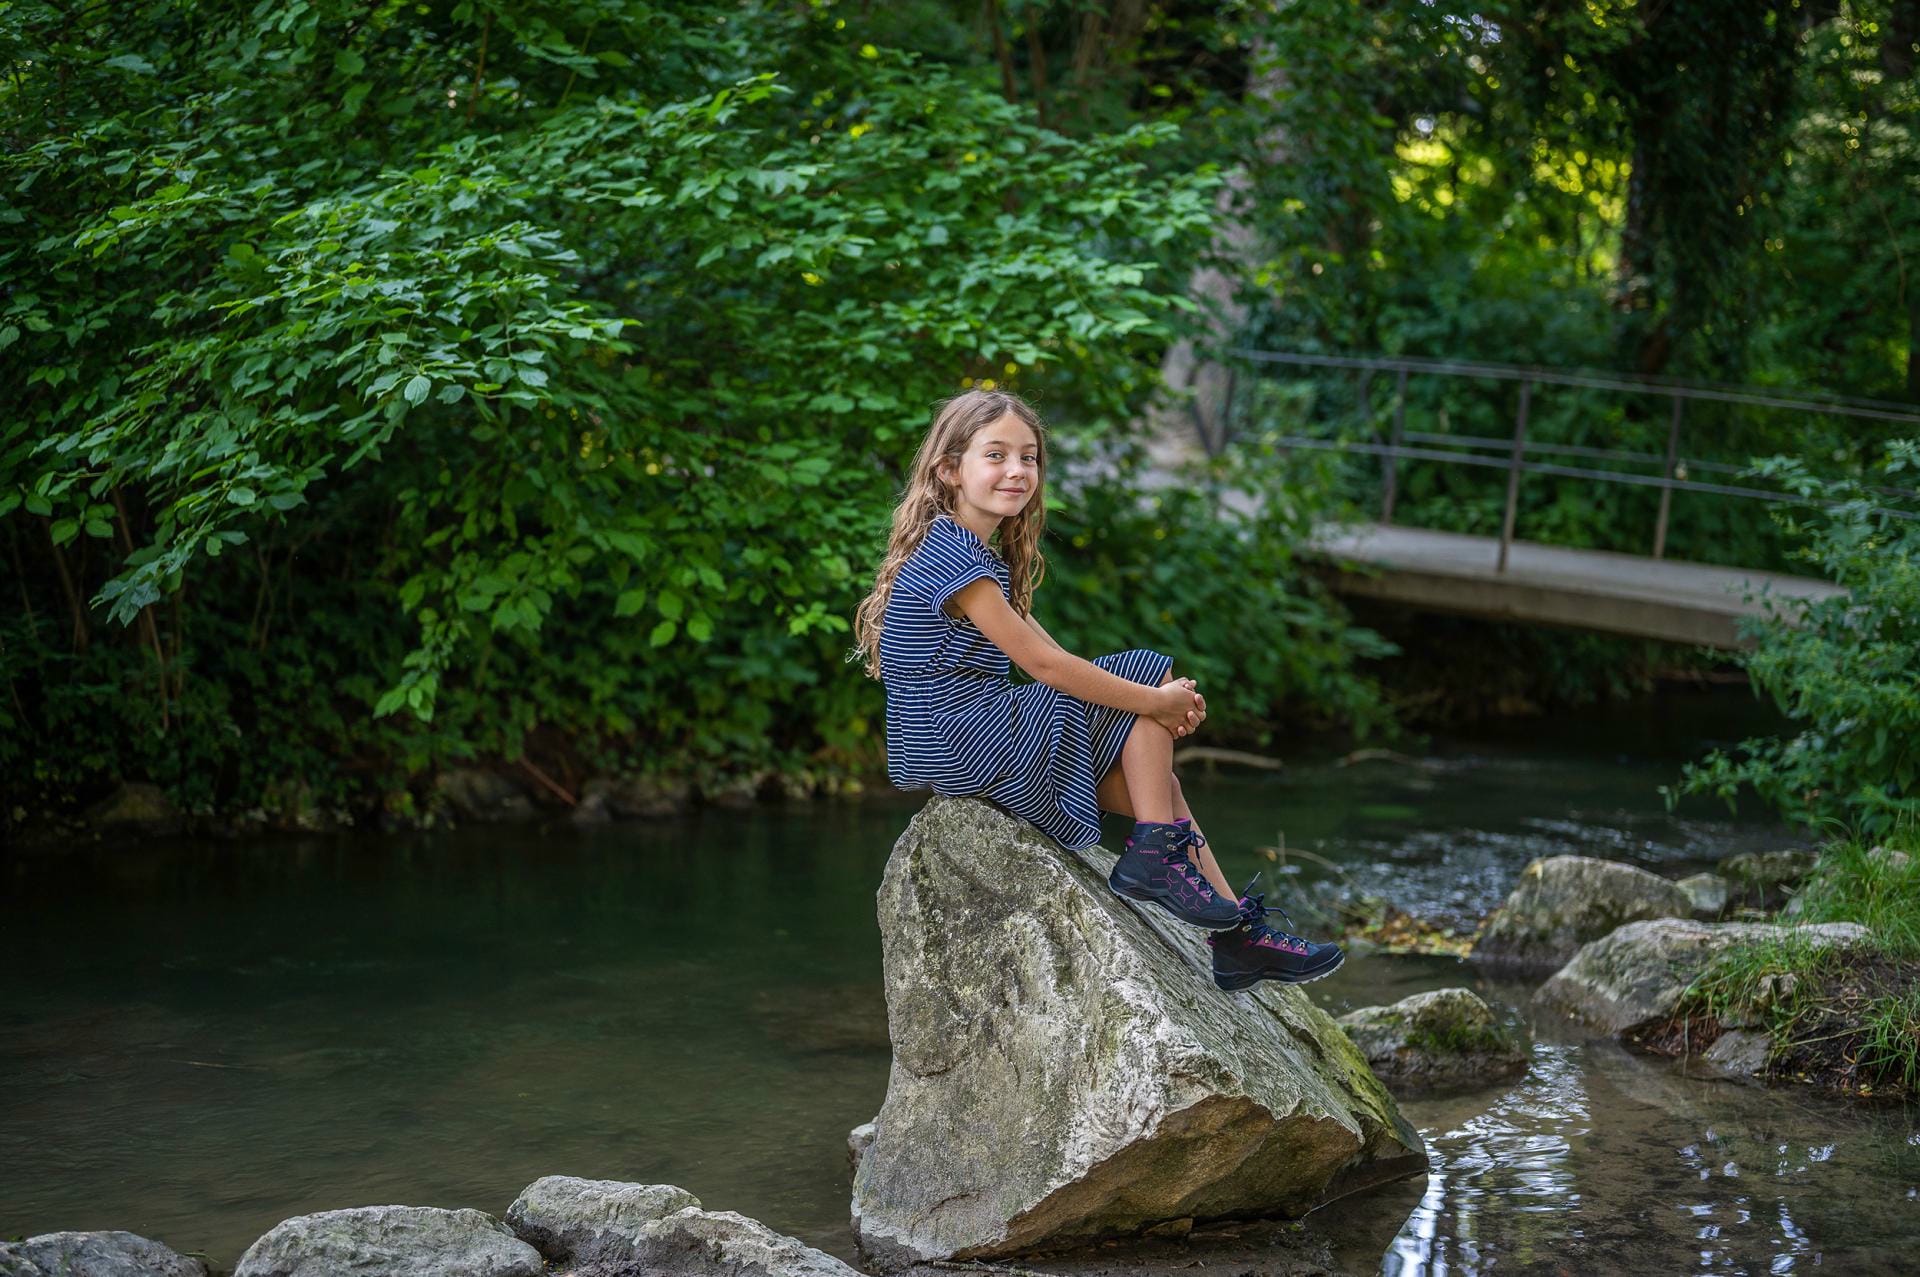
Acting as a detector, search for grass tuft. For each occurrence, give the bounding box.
[1672,825,1920,1099]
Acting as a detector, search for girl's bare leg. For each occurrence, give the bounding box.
[1170,775,1237,904]
[1097,667,1234,901]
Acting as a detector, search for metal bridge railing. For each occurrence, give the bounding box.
[1213,349,1920,572]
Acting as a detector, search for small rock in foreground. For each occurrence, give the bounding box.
[504,1177,697,1265]
[233,1205,542,1277]
[0,1230,206,1277]
[1336,988,1528,1091]
[504,1177,858,1277]
[1675,872,1730,920]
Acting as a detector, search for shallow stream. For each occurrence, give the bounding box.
[4,690,1915,1273]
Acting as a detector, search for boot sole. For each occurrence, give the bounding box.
[1108,878,1243,931]
[1213,949,1346,991]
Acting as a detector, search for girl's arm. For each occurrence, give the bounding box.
[951,578,1200,729]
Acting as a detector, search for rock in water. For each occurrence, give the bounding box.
[505,1178,856,1277]
[1675,872,1730,920]
[1536,919,1870,1036]
[1720,849,1819,909]
[504,1177,698,1265]
[1336,988,1528,1091]
[0,1230,206,1277]
[851,797,1425,1268]
[233,1206,542,1277]
[1473,855,1692,971]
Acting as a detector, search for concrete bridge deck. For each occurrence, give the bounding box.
[1303,523,1847,649]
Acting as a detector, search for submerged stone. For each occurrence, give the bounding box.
[1473,855,1691,971]
[0,1230,206,1277]
[1535,918,1870,1036]
[1336,988,1528,1091]
[851,797,1425,1269]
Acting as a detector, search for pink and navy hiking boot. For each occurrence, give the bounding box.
[1208,877,1345,989]
[1107,821,1241,930]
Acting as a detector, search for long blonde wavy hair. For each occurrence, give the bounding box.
[851,389,1050,679]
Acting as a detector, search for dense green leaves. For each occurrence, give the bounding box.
[1673,444,1920,834]
[1,0,1314,815]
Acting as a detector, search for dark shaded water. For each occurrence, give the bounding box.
[4,690,1916,1273]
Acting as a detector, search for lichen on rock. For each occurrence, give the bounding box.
[1336,988,1528,1091]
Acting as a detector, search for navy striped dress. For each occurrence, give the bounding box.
[880,514,1174,850]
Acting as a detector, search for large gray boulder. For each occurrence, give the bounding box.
[850,797,1425,1269]
[1472,855,1692,970]
[0,1231,206,1277]
[233,1206,542,1277]
[503,1178,857,1277]
[1335,988,1528,1091]
[1536,919,1871,1036]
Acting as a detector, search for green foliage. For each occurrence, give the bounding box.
[1680,928,1847,1062]
[1858,984,1920,1096]
[1,1,1393,817]
[1672,444,1920,835]
[1221,0,1916,710]
[1793,830,1920,959]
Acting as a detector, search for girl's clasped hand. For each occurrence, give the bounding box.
[1154,678,1205,740]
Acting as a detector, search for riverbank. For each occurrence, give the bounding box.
[1641,832,1920,1101]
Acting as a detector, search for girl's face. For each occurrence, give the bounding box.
[941,413,1040,532]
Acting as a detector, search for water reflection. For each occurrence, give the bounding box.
[1314,966,1920,1276]
[1384,1043,1590,1275]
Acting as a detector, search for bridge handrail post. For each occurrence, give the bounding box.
[1383,367,1408,524]
[1498,379,1532,573]
[1653,396,1682,559]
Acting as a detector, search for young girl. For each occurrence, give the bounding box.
[852,389,1343,990]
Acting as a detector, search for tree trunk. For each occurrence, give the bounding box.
[1142,34,1289,462]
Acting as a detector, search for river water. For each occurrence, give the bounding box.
[4,690,1915,1274]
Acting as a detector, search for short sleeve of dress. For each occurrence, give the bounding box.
[907,517,1001,616]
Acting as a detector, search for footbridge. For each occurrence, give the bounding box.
[1173,351,1920,650]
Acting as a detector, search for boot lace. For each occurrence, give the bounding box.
[1238,878,1310,955]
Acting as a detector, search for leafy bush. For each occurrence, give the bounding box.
[0,1,1387,819]
[1672,443,1920,835]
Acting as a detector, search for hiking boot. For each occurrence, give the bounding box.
[1208,877,1345,989]
[1108,822,1241,930]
